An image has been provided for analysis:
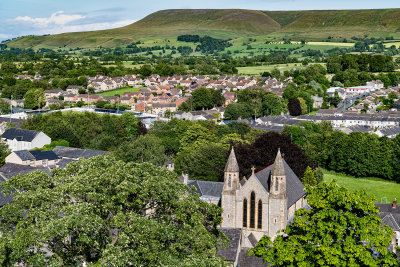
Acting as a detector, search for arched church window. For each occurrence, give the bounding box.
[275,178,279,192]
[258,200,262,229]
[228,177,231,187]
[250,192,255,228]
[243,199,247,227]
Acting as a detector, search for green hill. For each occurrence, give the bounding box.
[6,8,400,49]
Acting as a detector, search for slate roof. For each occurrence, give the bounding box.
[255,160,306,207]
[186,180,224,199]
[380,126,400,136]
[13,150,59,161]
[52,146,105,159]
[30,150,59,161]
[381,213,400,231]
[0,163,51,180]
[375,203,400,232]
[14,150,35,161]
[238,248,268,267]
[0,117,21,127]
[217,228,241,262]
[56,158,78,169]
[2,128,41,142]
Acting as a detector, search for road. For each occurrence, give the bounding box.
[337,93,369,111]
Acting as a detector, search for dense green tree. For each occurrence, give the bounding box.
[0,99,10,114]
[250,181,399,266]
[190,87,224,110]
[0,140,10,166]
[22,112,143,151]
[223,103,253,120]
[175,142,226,182]
[0,156,227,266]
[301,166,317,185]
[282,83,298,100]
[262,93,287,116]
[114,135,167,166]
[23,88,46,109]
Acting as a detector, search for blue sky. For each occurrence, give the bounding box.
[1,0,400,41]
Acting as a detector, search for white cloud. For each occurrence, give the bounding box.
[14,11,85,27]
[7,11,135,37]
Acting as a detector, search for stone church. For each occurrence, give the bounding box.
[182,147,307,265]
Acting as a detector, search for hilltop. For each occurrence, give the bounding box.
[5,8,400,49]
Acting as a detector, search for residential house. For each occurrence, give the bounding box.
[2,128,51,151]
[311,96,324,109]
[120,97,135,105]
[152,103,177,113]
[66,85,82,94]
[6,150,59,167]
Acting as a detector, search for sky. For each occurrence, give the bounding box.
[1,0,400,42]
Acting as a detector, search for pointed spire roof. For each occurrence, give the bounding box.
[271,148,285,176]
[225,147,240,172]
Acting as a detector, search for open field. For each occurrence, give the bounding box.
[307,41,354,47]
[237,63,326,75]
[323,170,400,203]
[95,87,143,96]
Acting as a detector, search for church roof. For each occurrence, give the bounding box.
[187,180,224,199]
[255,160,305,207]
[217,228,242,262]
[225,147,239,172]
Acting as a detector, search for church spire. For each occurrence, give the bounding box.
[271,148,285,177]
[225,147,240,172]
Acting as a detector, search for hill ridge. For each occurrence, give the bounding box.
[5,8,400,49]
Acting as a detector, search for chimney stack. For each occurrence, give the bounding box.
[182,173,189,185]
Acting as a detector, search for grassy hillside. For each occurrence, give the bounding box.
[266,9,400,40]
[6,9,280,49]
[6,8,400,49]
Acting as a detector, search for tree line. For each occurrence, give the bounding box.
[283,121,400,182]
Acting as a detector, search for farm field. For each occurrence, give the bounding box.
[95,87,143,96]
[323,170,400,203]
[237,63,326,75]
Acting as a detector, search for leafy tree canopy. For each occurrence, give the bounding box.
[250,181,399,266]
[0,156,227,266]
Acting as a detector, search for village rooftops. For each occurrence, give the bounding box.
[52,146,106,160]
[2,128,41,142]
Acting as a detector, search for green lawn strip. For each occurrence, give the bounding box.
[322,170,400,203]
[95,87,143,96]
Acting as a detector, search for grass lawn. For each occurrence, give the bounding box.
[95,87,144,96]
[323,170,400,203]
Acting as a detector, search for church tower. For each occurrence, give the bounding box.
[268,148,288,239]
[221,147,240,228]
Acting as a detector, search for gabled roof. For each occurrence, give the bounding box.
[187,180,223,199]
[2,128,42,142]
[255,160,305,207]
[217,228,241,262]
[14,150,35,161]
[30,150,59,161]
[13,150,59,161]
[0,163,51,180]
[52,146,105,159]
